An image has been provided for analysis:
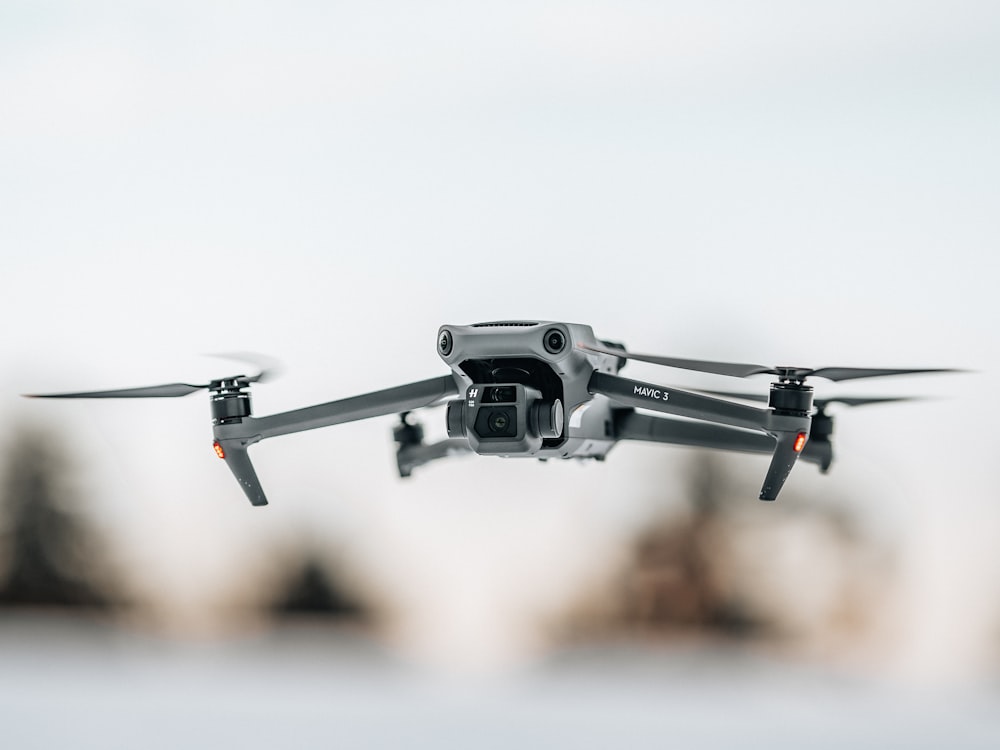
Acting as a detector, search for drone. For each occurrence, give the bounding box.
[27,321,958,506]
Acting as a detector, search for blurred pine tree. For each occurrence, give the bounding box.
[0,424,118,609]
[269,552,371,622]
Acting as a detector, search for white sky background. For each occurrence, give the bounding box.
[1,1,999,675]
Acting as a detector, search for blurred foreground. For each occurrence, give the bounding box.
[3,422,1000,747]
[2,612,1000,750]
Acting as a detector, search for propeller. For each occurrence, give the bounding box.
[578,342,959,382]
[688,390,921,409]
[24,353,280,399]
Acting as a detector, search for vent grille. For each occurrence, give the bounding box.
[471,321,539,328]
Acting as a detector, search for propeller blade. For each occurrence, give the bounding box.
[580,342,962,383]
[578,342,775,378]
[25,382,209,399]
[691,389,920,409]
[25,353,283,400]
[807,367,959,382]
[817,395,919,407]
[207,352,282,384]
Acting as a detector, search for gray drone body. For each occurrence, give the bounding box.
[28,320,956,506]
[438,322,620,461]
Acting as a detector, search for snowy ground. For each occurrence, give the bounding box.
[1,614,999,749]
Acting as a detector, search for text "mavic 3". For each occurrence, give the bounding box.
[634,384,669,401]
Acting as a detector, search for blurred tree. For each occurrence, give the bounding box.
[0,423,118,609]
[621,451,767,636]
[568,450,891,646]
[268,549,372,622]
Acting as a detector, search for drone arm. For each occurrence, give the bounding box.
[590,372,811,500]
[221,375,459,442]
[589,372,772,431]
[396,438,472,478]
[213,375,460,505]
[613,409,774,454]
[613,410,832,471]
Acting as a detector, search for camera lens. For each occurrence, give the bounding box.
[543,328,565,354]
[489,412,509,432]
[475,406,517,438]
[486,386,516,403]
[438,329,453,356]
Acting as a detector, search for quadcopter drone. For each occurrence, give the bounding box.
[27,321,956,506]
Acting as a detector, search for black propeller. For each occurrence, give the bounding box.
[689,390,921,409]
[24,353,280,399]
[578,342,959,383]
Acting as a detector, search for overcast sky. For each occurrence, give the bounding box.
[2,0,998,675]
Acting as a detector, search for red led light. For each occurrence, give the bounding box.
[793,432,807,453]
[213,441,225,459]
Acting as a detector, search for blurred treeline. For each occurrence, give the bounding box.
[0,422,374,626]
[561,450,897,654]
[1,420,899,657]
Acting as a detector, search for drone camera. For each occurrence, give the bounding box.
[447,382,564,454]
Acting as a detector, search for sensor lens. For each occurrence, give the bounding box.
[485,386,517,403]
[474,406,517,438]
[489,413,509,432]
[543,328,566,354]
[439,329,453,356]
